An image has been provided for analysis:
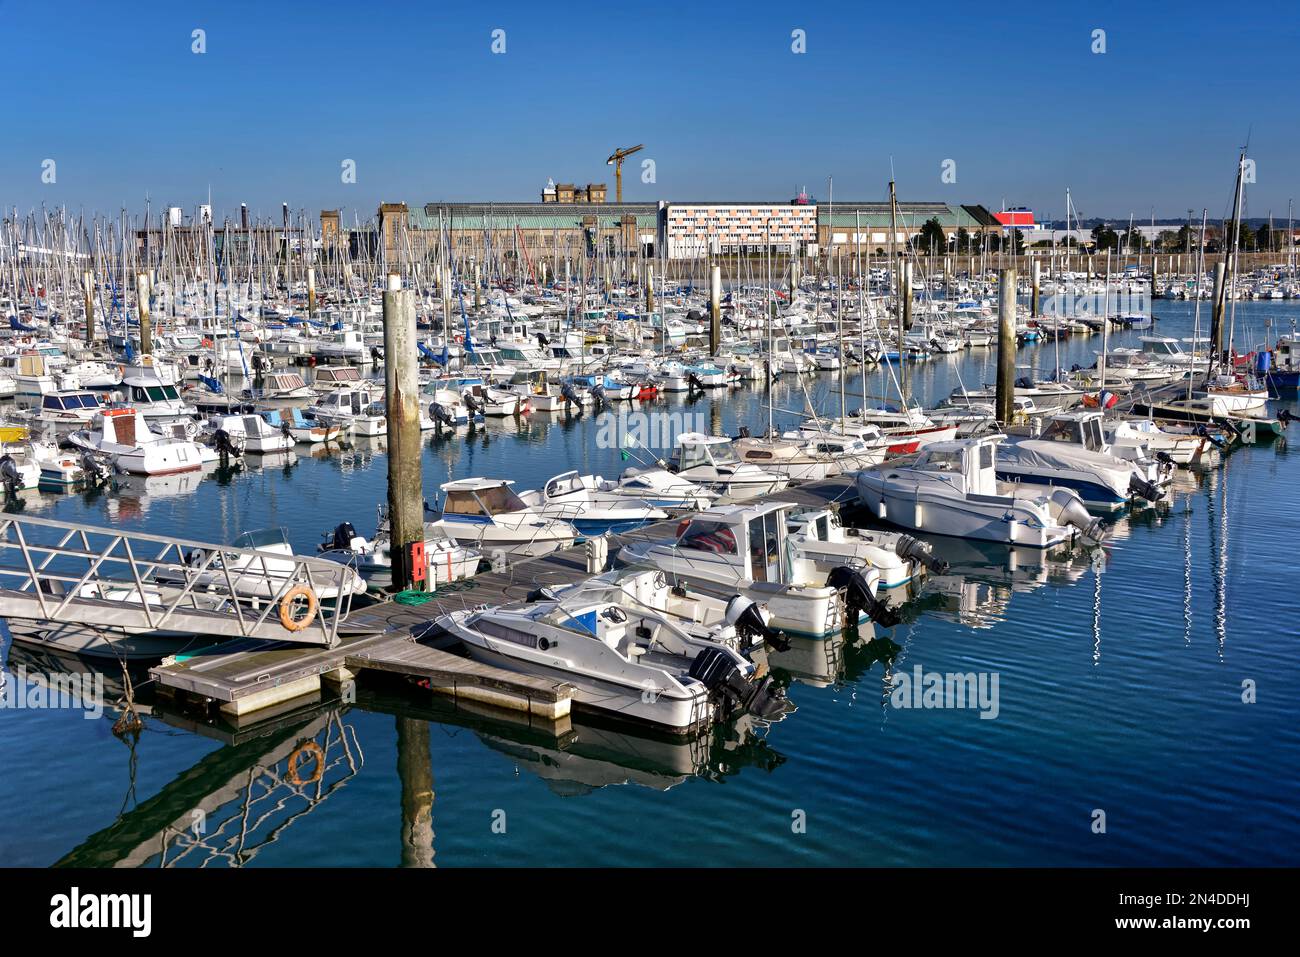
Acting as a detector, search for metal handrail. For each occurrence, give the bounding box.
[0,514,354,645]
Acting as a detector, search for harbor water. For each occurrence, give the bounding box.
[1,301,1297,867]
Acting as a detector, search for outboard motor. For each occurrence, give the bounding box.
[826,565,902,628]
[560,382,582,411]
[525,585,560,603]
[80,451,112,486]
[688,646,787,720]
[325,522,358,552]
[590,382,606,408]
[723,595,789,652]
[463,392,485,415]
[430,401,455,427]
[736,425,752,439]
[535,332,550,349]
[1049,488,1108,542]
[1128,473,1164,503]
[213,428,241,459]
[0,455,21,497]
[892,533,948,574]
[280,419,293,438]
[687,372,705,393]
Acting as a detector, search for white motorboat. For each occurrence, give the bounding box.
[312,365,366,391]
[998,423,1165,510]
[119,357,194,424]
[618,500,901,638]
[664,433,788,501]
[855,434,1107,548]
[317,519,482,591]
[516,471,668,534]
[68,407,205,476]
[256,370,315,401]
[437,569,789,734]
[426,478,578,558]
[161,526,367,602]
[205,413,295,454]
[313,386,387,436]
[785,506,946,589]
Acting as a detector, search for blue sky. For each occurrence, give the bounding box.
[4,0,1297,222]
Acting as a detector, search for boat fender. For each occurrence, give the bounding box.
[285,740,325,786]
[279,585,319,632]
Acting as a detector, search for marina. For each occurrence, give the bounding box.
[0,220,1296,865]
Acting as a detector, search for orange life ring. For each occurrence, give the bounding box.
[285,740,325,785]
[201,337,213,347]
[279,584,318,631]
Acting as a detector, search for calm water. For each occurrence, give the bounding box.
[1,301,1297,867]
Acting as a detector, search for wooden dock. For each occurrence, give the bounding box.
[148,475,861,728]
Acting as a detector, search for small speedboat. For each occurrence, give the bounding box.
[204,413,295,454]
[664,433,788,501]
[516,470,668,535]
[69,408,205,476]
[437,569,790,734]
[856,434,1107,548]
[425,478,578,558]
[619,500,901,638]
[317,520,482,591]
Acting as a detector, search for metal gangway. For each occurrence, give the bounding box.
[0,514,357,646]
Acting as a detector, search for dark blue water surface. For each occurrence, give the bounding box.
[1,301,1296,867]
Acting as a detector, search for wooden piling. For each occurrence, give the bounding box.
[1030,259,1041,318]
[136,272,152,355]
[1210,260,1228,358]
[307,266,317,318]
[901,260,913,330]
[396,716,435,868]
[472,261,481,311]
[383,274,422,592]
[709,263,722,354]
[82,271,95,343]
[996,267,1017,425]
[645,263,655,315]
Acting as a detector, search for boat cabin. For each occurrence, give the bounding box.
[40,391,103,416]
[669,433,741,472]
[673,501,795,584]
[439,478,529,519]
[907,436,1002,497]
[1037,411,1107,453]
[313,366,363,388]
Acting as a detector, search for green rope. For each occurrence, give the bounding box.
[393,589,437,606]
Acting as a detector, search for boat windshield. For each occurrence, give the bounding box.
[915,449,964,473]
[445,485,525,516]
[677,520,738,555]
[233,527,290,551]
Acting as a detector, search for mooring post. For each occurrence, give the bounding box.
[1030,259,1041,318]
[645,263,655,315]
[307,266,317,318]
[709,262,722,354]
[901,260,913,330]
[384,273,423,592]
[1211,259,1228,359]
[396,716,434,868]
[136,272,152,355]
[996,267,1017,425]
[83,271,95,343]
[472,260,482,311]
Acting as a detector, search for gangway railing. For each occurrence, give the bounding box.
[0,514,356,646]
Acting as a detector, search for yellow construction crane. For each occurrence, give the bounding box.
[606,144,644,203]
